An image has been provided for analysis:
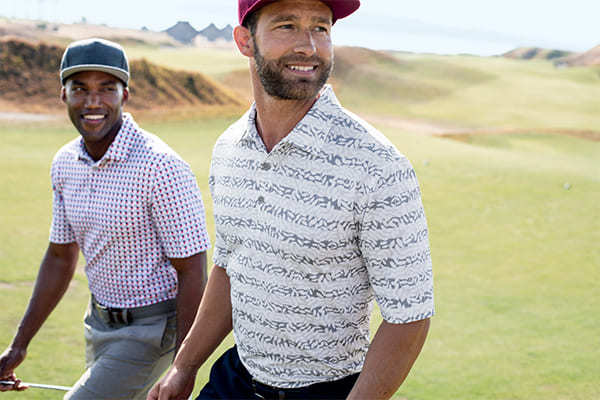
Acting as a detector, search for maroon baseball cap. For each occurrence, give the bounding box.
[238,0,360,26]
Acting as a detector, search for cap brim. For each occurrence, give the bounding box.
[324,0,360,23]
[61,65,129,86]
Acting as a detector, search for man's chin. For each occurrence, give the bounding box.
[268,82,323,101]
[77,128,107,141]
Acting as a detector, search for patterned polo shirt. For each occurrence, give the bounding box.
[50,113,210,308]
[209,85,434,388]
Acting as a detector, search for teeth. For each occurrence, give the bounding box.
[290,65,314,72]
[84,115,104,120]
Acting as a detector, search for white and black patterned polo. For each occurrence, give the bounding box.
[50,113,211,308]
[209,85,434,388]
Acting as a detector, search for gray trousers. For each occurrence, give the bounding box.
[64,300,176,400]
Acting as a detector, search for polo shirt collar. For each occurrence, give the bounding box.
[240,85,343,154]
[76,112,138,164]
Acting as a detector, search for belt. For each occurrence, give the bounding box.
[251,379,288,400]
[250,373,360,400]
[91,296,176,325]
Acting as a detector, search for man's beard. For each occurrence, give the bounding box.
[253,40,332,100]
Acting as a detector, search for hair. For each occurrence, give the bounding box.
[242,8,261,36]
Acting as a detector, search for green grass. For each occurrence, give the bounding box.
[389,131,599,400]
[1,117,598,400]
[1,52,599,399]
[337,53,600,132]
[124,44,247,79]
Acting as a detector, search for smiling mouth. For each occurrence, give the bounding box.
[82,114,105,121]
[288,65,317,72]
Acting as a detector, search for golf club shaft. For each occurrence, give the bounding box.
[0,380,72,391]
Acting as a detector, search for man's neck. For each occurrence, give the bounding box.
[253,88,318,153]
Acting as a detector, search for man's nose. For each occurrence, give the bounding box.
[293,30,317,56]
[85,92,102,107]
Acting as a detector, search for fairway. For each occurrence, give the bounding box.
[1,51,599,399]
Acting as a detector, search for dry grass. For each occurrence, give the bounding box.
[0,38,243,113]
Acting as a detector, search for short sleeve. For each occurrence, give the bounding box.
[151,156,211,258]
[211,229,231,270]
[49,158,76,244]
[208,166,231,270]
[359,156,434,324]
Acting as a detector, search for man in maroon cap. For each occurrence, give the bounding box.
[148,1,434,399]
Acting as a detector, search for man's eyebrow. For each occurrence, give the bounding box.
[101,80,119,86]
[70,79,85,86]
[313,16,331,25]
[270,14,332,25]
[270,14,300,24]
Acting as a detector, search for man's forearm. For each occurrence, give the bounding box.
[347,318,430,400]
[12,243,79,349]
[172,265,233,373]
[146,269,233,400]
[172,252,208,352]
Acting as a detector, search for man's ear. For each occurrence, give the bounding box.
[60,86,67,103]
[234,25,254,58]
[121,87,129,105]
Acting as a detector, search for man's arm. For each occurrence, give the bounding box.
[0,242,79,392]
[147,265,232,400]
[169,252,208,352]
[347,318,430,400]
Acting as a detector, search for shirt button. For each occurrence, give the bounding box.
[260,162,271,171]
[257,196,265,204]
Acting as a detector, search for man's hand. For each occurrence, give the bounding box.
[146,366,195,400]
[0,242,79,392]
[0,347,28,392]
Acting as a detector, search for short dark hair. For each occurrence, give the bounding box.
[242,8,260,36]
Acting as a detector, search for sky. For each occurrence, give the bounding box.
[1,0,600,56]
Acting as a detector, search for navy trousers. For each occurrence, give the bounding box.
[197,346,359,400]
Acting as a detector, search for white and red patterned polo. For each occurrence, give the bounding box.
[50,113,210,308]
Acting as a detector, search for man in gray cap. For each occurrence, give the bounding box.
[0,38,211,399]
[149,0,434,399]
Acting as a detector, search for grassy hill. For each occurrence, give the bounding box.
[119,43,600,136]
[1,28,599,400]
[562,44,600,66]
[503,46,573,61]
[0,38,244,114]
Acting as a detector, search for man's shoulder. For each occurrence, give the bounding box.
[214,110,251,147]
[327,106,405,164]
[128,126,189,169]
[52,136,81,165]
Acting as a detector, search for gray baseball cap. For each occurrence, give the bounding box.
[60,38,129,86]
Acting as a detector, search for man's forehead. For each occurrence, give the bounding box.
[260,0,333,22]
